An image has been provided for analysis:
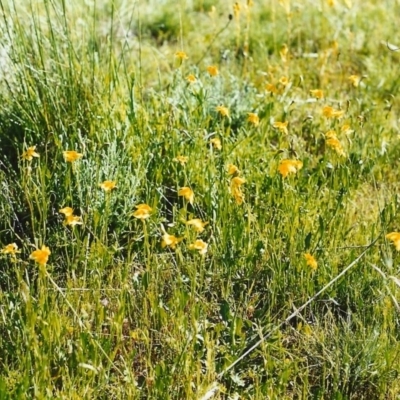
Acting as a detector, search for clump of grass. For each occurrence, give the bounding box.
[1,0,400,398]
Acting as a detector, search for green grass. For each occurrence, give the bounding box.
[1,0,400,398]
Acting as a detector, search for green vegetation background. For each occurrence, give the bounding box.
[1,0,400,398]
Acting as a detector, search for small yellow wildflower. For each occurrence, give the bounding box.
[59,207,82,226]
[133,204,152,219]
[231,176,246,187]
[189,239,208,255]
[325,132,345,156]
[21,146,39,161]
[231,176,246,205]
[325,130,336,139]
[278,159,303,178]
[386,232,400,251]
[30,245,51,266]
[265,83,278,94]
[63,150,83,162]
[173,155,189,165]
[322,106,344,119]
[304,253,318,271]
[186,218,208,233]
[216,105,230,117]
[64,215,83,227]
[280,44,289,63]
[233,2,241,18]
[227,164,240,175]
[210,138,222,150]
[341,124,353,134]
[273,121,289,135]
[309,89,324,99]
[279,76,289,86]
[1,243,21,257]
[99,181,117,192]
[178,187,194,204]
[186,74,197,83]
[59,207,74,217]
[348,75,361,87]
[247,113,260,126]
[175,51,188,60]
[161,232,182,249]
[207,65,219,77]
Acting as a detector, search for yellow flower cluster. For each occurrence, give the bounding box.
[322,106,344,119]
[247,113,259,126]
[59,207,83,227]
[99,181,117,192]
[304,253,318,271]
[325,131,346,157]
[216,105,230,117]
[63,150,83,162]
[231,176,246,205]
[210,137,222,150]
[178,187,194,204]
[386,232,400,250]
[132,204,153,220]
[161,213,209,255]
[30,245,51,266]
[273,121,289,135]
[278,159,303,178]
[1,243,51,266]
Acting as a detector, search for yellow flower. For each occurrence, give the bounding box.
[186,218,208,233]
[325,130,337,138]
[161,232,182,249]
[63,150,83,162]
[173,155,189,165]
[233,2,241,18]
[247,113,260,126]
[99,181,117,192]
[1,243,21,256]
[186,74,196,83]
[341,124,353,134]
[386,232,400,251]
[304,253,318,270]
[278,159,303,178]
[325,132,345,156]
[309,89,324,99]
[59,207,74,217]
[30,245,51,266]
[210,138,222,150]
[133,204,152,219]
[175,51,188,60]
[280,44,289,63]
[178,187,194,204]
[207,65,219,77]
[21,145,39,161]
[273,121,289,135]
[59,207,82,226]
[227,164,240,175]
[231,177,246,205]
[265,83,278,94]
[348,75,361,87]
[189,239,208,255]
[64,215,83,227]
[231,176,246,187]
[279,76,289,86]
[216,105,229,117]
[322,106,344,119]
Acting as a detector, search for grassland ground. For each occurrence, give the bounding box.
[1,0,400,398]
